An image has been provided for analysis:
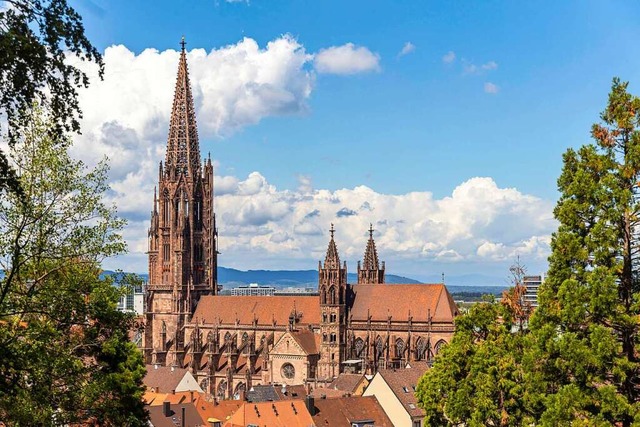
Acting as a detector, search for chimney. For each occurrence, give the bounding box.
[181,406,186,427]
[163,401,171,417]
[305,395,315,416]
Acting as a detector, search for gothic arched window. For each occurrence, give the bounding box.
[330,333,336,343]
[321,289,327,305]
[354,338,365,357]
[233,382,246,399]
[395,338,405,359]
[329,286,336,305]
[217,380,227,400]
[415,337,425,361]
[434,339,446,355]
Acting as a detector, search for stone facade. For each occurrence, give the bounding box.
[144,41,458,400]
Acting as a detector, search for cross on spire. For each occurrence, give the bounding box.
[330,223,335,239]
[368,223,374,238]
[180,36,186,52]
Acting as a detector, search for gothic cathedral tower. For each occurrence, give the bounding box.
[318,224,347,381]
[357,224,385,284]
[145,39,218,366]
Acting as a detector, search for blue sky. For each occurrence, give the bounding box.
[68,1,640,282]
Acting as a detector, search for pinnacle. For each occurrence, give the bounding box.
[362,225,379,270]
[324,224,340,269]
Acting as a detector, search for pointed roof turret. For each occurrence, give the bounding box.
[165,36,200,178]
[324,224,340,269]
[362,223,379,270]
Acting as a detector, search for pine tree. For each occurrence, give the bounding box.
[530,78,640,425]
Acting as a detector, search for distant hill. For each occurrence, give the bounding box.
[100,267,510,294]
[217,267,421,287]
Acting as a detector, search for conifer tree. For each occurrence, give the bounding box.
[529,78,640,425]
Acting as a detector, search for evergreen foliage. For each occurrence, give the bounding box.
[0,107,147,426]
[530,78,640,425]
[417,79,640,426]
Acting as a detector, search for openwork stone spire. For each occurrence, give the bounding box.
[324,223,341,269]
[165,37,200,177]
[362,223,379,270]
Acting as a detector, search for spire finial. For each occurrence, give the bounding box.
[369,223,374,238]
[180,36,186,52]
[330,223,335,239]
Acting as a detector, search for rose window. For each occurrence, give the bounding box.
[281,363,295,379]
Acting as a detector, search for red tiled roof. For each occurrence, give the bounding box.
[377,365,429,418]
[224,399,314,426]
[143,365,189,393]
[350,284,458,322]
[290,329,319,355]
[147,402,204,427]
[192,295,321,326]
[328,373,365,394]
[312,395,394,426]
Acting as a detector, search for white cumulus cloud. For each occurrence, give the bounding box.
[314,43,381,75]
[106,169,556,278]
[398,42,416,58]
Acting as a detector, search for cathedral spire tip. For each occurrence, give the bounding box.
[180,36,186,52]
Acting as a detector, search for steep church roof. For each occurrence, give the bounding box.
[324,224,340,269]
[191,295,321,326]
[165,37,200,177]
[362,223,379,270]
[349,284,458,322]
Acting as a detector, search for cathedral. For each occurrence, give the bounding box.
[143,41,458,400]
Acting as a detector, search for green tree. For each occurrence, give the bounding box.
[416,295,535,426]
[528,78,640,426]
[0,107,147,426]
[0,0,103,196]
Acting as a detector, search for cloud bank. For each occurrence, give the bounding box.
[67,36,552,277]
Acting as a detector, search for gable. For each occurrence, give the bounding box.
[272,332,308,356]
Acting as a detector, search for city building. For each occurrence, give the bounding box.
[523,275,543,308]
[362,362,429,427]
[231,283,276,296]
[143,40,459,400]
[117,283,145,315]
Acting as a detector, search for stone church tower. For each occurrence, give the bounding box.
[357,224,385,284]
[318,225,348,381]
[144,39,218,366]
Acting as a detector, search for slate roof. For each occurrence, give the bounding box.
[350,284,459,322]
[143,365,189,393]
[247,385,280,403]
[378,365,428,418]
[312,395,394,427]
[192,295,321,326]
